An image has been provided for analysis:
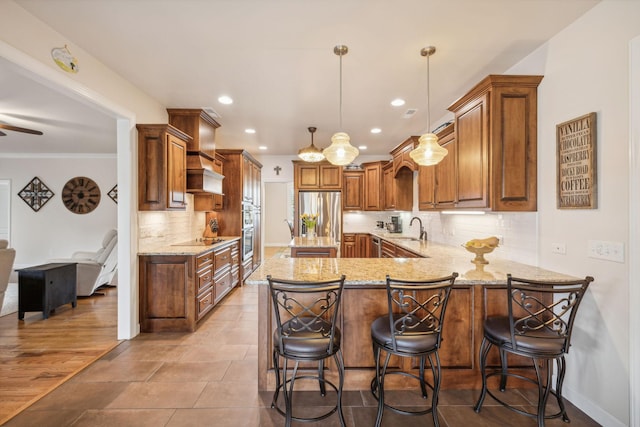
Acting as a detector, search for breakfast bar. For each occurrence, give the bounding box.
[246,241,579,392]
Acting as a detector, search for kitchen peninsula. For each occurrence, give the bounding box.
[246,241,579,391]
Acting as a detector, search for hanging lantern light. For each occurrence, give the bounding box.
[298,126,324,162]
[323,45,359,166]
[409,46,448,166]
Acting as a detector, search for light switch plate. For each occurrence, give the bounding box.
[588,240,624,263]
[551,243,566,254]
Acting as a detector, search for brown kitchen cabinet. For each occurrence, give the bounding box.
[293,161,343,190]
[138,239,240,332]
[168,108,225,212]
[342,233,372,258]
[418,123,456,210]
[362,161,384,211]
[342,170,364,211]
[217,149,262,280]
[383,137,416,211]
[137,124,190,211]
[447,75,543,211]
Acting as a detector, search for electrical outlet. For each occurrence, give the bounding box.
[551,243,566,254]
[588,240,624,263]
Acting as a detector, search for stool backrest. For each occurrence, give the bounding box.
[267,274,345,355]
[385,273,458,352]
[506,274,594,354]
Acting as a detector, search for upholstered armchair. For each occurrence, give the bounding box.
[50,229,118,297]
[0,240,17,311]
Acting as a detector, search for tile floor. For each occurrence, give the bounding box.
[4,251,601,426]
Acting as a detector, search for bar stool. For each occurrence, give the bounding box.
[474,274,594,427]
[267,274,346,427]
[370,273,458,427]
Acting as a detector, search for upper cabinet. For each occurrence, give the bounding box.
[167,108,219,156]
[293,161,343,190]
[343,169,364,211]
[386,137,416,211]
[418,123,456,210]
[448,75,542,211]
[362,161,383,211]
[137,124,190,211]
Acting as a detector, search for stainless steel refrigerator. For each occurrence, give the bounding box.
[298,192,341,241]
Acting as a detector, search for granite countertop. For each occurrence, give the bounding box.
[247,239,579,286]
[289,236,339,248]
[138,236,241,256]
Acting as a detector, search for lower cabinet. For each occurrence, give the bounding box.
[139,239,240,332]
[342,233,373,258]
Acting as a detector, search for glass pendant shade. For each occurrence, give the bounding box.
[323,132,359,166]
[410,45,447,166]
[298,127,324,162]
[410,132,448,166]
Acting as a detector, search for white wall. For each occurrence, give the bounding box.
[504,2,638,425]
[0,156,117,269]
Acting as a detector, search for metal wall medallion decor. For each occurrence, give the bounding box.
[556,112,597,209]
[18,177,55,212]
[108,184,117,204]
[62,176,101,214]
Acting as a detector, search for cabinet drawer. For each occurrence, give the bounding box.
[196,287,214,320]
[196,267,213,293]
[214,269,233,303]
[381,240,396,257]
[343,234,356,242]
[214,247,232,274]
[196,252,213,270]
[231,267,240,287]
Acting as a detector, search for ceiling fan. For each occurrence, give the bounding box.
[0,123,43,136]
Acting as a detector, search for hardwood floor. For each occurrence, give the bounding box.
[0,250,601,426]
[0,286,119,425]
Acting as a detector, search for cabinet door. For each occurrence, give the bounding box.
[252,163,261,207]
[356,234,371,258]
[455,95,489,208]
[296,163,320,189]
[418,165,435,210]
[382,163,395,210]
[363,162,383,211]
[343,171,364,211]
[320,165,342,189]
[213,155,224,210]
[435,132,457,207]
[242,156,253,202]
[166,133,187,209]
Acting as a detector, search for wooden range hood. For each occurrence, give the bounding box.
[167,108,224,196]
[186,151,224,195]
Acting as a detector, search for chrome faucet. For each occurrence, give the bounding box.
[410,216,428,241]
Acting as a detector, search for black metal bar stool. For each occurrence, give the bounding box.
[267,274,346,427]
[474,274,594,427]
[370,273,458,427]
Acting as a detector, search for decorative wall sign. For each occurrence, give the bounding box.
[62,176,101,214]
[18,177,54,212]
[51,45,79,73]
[556,112,597,209]
[108,184,118,204]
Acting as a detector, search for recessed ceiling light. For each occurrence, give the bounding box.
[370,128,381,134]
[258,146,268,150]
[245,128,256,134]
[218,95,233,105]
[358,145,368,150]
[391,98,405,107]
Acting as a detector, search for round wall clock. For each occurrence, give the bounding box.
[62,176,101,214]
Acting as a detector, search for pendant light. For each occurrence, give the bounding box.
[323,45,359,166]
[409,46,448,166]
[298,126,325,162]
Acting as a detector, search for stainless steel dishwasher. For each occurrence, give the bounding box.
[371,236,382,258]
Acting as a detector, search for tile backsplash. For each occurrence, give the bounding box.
[344,210,538,264]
